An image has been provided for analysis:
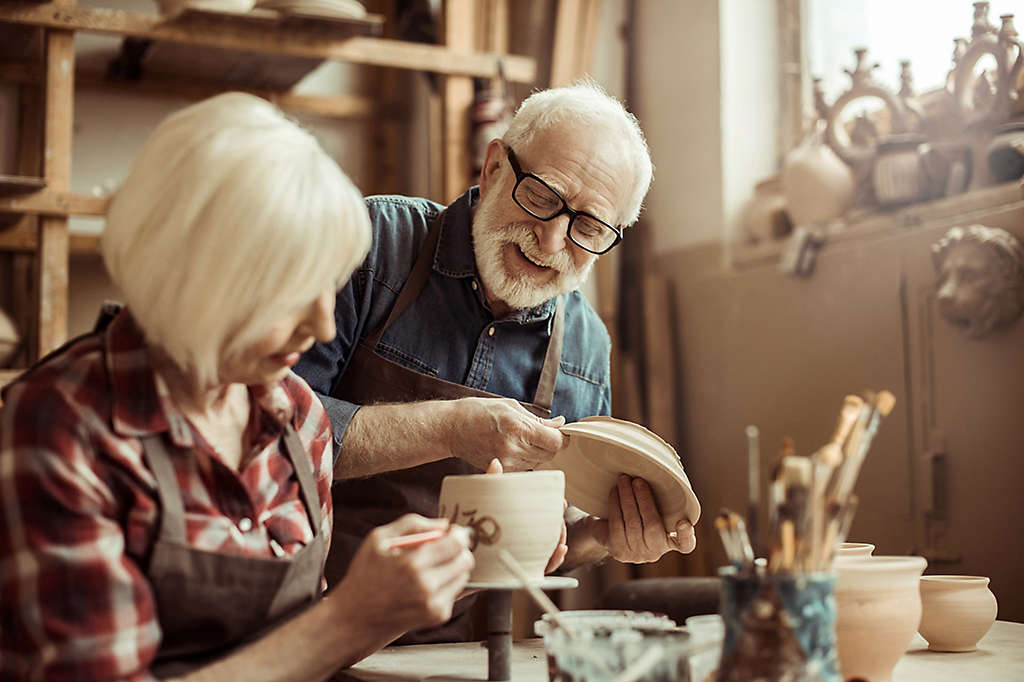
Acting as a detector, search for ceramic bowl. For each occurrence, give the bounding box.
[918,575,998,652]
[834,555,927,682]
[836,542,875,558]
[542,416,700,529]
[438,470,563,584]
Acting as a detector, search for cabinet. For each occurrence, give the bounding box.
[0,0,535,389]
[664,181,1024,621]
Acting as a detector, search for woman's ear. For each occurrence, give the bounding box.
[478,139,507,196]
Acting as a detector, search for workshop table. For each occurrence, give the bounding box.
[332,620,1024,681]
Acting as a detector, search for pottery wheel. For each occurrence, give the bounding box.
[479,576,578,681]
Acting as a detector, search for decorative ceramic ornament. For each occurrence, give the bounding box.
[932,224,1024,338]
[541,416,700,529]
[951,4,1023,129]
[833,555,927,682]
[438,470,564,585]
[918,575,998,652]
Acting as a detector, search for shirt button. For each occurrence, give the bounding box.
[238,518,253,533]
[471,280,478,290]
[488,327,495,337]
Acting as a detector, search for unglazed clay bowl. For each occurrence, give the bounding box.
[834,555,927,682]
[918,575,998,652]
[542,416,700,529]
[836,542,875,558]
[438,470,564,585]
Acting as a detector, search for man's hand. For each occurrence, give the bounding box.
[484,458,568,574]
[597,475,696,562]
[448,397,565,472]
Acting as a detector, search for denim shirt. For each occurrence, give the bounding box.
[294,188,612,457]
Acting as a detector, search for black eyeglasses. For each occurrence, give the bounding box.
[505,147,623,255]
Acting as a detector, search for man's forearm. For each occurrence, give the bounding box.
[334,401,457,479]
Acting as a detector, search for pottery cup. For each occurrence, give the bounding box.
[836,542,875,558]
[438,470,564,584]
[918,575,998,652]
[834,555,927,682]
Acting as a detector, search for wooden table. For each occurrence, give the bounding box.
[333,621,1024,681]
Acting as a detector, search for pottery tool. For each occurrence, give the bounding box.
[496,549,576,638]
[779,455,812,572]
[832,391,896,505]
[382,528,448,551]
[745,424,760,557]
[808,395,863,568]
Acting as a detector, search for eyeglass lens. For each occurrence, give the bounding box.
[515,176,618,252]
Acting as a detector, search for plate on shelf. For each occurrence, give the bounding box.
[540,416,701,528]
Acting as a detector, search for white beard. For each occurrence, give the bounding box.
[472,192,595,311]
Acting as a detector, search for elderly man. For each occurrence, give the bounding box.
[295,81,696,643]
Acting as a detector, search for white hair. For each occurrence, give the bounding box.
[501,80,653,226]
[102,92,371,387]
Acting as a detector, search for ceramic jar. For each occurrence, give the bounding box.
[918,576,998,652]
[781,130,855,226]
[438,470,564,584]
[833,555,927,682]
[741,175,792,243]
[835,542,875,558]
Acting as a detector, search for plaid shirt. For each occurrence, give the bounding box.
[0,310,333,682]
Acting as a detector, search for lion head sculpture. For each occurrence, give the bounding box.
[931,224,1024,338]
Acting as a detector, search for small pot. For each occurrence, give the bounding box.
[918,575,998,652]
[835,542,875,558]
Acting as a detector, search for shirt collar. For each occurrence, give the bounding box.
[106,309,297,446]
[434,186,559,324]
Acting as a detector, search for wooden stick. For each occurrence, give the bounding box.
[497,549,576,638]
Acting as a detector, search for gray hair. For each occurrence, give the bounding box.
[103,92,371,386]
[502,80,653,227]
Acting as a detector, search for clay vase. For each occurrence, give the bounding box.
[833,555,927,682]
[918,576,998,652]
[438,470,564,584]
[835,542,875,558]
[781,127,855,226]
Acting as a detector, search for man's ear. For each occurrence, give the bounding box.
[478,139,506,197]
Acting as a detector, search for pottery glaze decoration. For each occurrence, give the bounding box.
[542,416,700,529]
[438,470,564,585]
[918,575,998,652]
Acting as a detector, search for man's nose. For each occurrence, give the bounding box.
[533,215,570,255]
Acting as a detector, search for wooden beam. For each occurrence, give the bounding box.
[0,190,108,217]
[440,0,476,203]
[0,223,102,254]
[550,0,601,87]
[0,4,536,81]
[37,12,73,357]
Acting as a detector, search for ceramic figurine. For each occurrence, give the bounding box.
[918,575,998,652]
[438,470,564,584]
[952,5,1023,128]
[931,224,1024,338]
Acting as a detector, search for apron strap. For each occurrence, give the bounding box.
[141,436,188,546]
[280,424,323,534]
[366,211,445,348]
[532,296,564,413]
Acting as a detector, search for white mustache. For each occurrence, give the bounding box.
[502,224,576,273]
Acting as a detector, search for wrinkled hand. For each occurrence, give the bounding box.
[334,514,474,636]
[593,475,697,563]
[484,458,568,574]
[451,397,566,472]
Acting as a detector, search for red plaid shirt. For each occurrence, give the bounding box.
[0,310,333,681]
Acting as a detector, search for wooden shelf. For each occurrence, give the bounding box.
[0,190,107,219]
[0,4,536,81]
[0,174,46,194]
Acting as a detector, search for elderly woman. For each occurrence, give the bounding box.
[0,93,473,681]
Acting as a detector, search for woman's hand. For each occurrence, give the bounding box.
[330,514,474,642]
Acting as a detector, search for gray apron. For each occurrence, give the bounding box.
[328,211,564,643]
[143,423,328,677]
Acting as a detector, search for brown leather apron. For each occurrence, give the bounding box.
[143,423,327,677]
[328,211,564,643]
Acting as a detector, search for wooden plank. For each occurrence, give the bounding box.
[0,5,536,81]
[439,0,476,203]
[0,174,46,194]
[36,12,73,358]
[0,190,108,217]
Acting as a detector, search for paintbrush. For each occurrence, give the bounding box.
[780,455,812,572]
[729,510,756,570]
[833,391,896,505]
[716,510,742,569]
[809,395,864,568]
[745,425,761,558]
[382,528,449,551]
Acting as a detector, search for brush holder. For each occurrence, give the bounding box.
[716,568,839,682]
